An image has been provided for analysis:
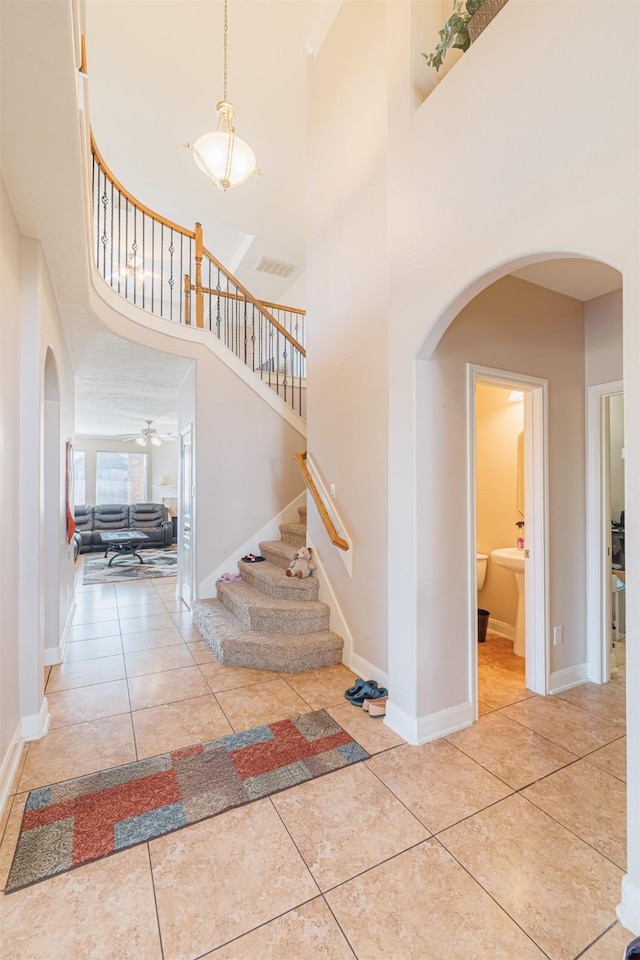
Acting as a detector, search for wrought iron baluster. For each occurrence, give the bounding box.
[100,171,109,278]
[160,223,164,317]
[168,230,175,321]
[251,304,256,370]
[216,268,222,338]
[243,297,248,365]
[151,218,155,314]
[131,207,138,306]
[109,181,114,287]
[141,212,146,310]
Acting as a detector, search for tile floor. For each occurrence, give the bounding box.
[0,587,633,959]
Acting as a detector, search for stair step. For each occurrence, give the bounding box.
[192,599,343,673]
[238,559,319,601]
[298,505,307,521]
[259,539,298,569]
[217,580,330,634]
[279,522,306,547]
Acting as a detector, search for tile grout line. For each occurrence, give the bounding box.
[144,842,166,960]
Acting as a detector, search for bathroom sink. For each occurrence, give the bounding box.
[491,547,525,574]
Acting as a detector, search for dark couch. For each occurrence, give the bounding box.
[73,503,173,556]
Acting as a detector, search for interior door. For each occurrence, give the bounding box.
[179,425,193,607]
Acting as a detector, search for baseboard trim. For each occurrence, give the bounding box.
[44,597,76,666]
[549,663,588,694]
[385,700,473,746]
[307,533,357,669]
[488,618,515,640]
[349,652,388,690]
[618,875,640,936]
[21,698,50,741]
[0,723,24,819]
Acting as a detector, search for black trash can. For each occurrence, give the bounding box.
[478,609,490,643]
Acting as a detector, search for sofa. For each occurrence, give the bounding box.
[73,503,173,556]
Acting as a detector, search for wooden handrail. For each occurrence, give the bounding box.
[259,299,306,317]
[195,285,306,319]
[199,244,306,357]
[294,453,349,551]
[91,135,196,239]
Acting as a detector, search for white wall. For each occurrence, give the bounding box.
[308,0,389,677]
[585,289,623,387]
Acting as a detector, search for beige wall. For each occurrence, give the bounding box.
[308,0,389,675]
[585,290,623,387]
[476,383,523,626]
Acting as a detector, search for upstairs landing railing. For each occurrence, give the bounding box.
[91,137,306,416]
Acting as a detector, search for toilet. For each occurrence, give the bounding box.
[477,554,488,590]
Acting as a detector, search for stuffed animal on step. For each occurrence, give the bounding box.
[286,546,317,579]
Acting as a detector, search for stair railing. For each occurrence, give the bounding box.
[294,453,349,551]
[91,136,306,416]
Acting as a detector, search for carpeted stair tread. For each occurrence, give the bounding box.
[238,559,319,600]
[298,505,307,520]
[279,522,307,547]
[217,580,329,634]
[192,598,343,673]
[259,539,299,569]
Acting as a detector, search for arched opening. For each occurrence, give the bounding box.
[414,254,623,731]
[43,347,62,663]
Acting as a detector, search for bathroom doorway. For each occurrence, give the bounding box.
[586,381,625,683]
[468,364,549,718]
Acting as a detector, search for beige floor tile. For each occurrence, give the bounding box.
[328,839,548,960]
[204,898,354,960]
[580,923,636,959]
[132,695,232,759]
[586,736,626,782]
[215,678,311,730]
[120,613,177,635]
[478,660,534,709]
[501,695,624,756]
[0,794,27,891]
[18,714,136,791]
[120,626,185,653]
[366,739,513,833]
[185,639,219,664]
[199,661,279,693]
[74,583,116,599]
[150,799,318,960]
[65,635,123,661]
[74,596,118,613]
[8,746,28,797]
[115,588,161,606]
[556,680,626,725]
[478,701,495,716]
[177,624,203,642]
[128,665,210,711]
[283,664,358,710]
[118,601,168,620]
[522,759,627,869]
[326,702,405,754]
[440,794,623,960]
[0,845,162,960]
[477,633,516,663]
[169,611,193,627]
[46,654,126,693]
[272,762,428,891]
[69,619,121,642]
[446,711,578,789]
[124,644,195,677]
[48,679,131,728]
[72,604,118,624]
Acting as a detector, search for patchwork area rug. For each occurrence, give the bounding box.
[82,547,177,584]
[5,710,369,893]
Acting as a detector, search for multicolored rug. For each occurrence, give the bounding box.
[5,710,368,893]
[82,547,177,584]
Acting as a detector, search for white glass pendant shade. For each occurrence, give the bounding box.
[136,437,147,446]
[187,102,257,192]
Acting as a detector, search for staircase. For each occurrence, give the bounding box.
[192,506,344,673]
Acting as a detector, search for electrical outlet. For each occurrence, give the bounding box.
[553,625,563,645]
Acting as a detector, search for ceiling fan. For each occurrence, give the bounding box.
[121,421,177,447]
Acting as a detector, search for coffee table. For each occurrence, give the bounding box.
[99,531,149,566]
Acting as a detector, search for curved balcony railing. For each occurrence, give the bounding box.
[91,136,306,416]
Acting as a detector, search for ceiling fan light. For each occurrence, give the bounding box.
[151,436,162,447]
[136,436,147,446]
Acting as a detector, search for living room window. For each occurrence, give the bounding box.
[96,451,148,504]
[73,450,86,505]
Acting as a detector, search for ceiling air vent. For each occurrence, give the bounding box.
[254,256,297,279]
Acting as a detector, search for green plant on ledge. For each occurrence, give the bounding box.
[423,0,484,72]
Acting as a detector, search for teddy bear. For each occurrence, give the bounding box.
[286,546,317,579]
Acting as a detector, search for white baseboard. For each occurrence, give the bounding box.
[198,492,306,598]
[44,597,76,666]
[549,663,588,694]
[21,698,50,741]
[488,618,515,640]
[349,651,388,690]
[385,700,473,746]
[0,723,24,819]
[618,875,640,936]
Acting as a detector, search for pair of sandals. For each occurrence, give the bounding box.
[241,554,265,563]
[344,678,389,717]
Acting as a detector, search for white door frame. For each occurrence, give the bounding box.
[586,380,623,683]
[467,364,550,716]
[178,423,194,608]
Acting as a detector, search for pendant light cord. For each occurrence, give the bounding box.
[223,0,228,102]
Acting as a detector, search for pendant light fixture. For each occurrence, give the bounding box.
[185,0,260,192]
